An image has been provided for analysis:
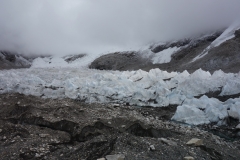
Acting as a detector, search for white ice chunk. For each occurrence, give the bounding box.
[220,78,240,95]
[172,105,210,125]
[190,68,211,79]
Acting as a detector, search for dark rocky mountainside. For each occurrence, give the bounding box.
[90,51,152,71]
[90,29,240,73]
[0,51,31,69]
[0,93,240,160]
[155,29,240,73]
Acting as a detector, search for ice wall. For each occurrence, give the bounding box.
[1,68,240,125]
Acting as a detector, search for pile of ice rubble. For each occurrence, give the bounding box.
[1,68,240,125]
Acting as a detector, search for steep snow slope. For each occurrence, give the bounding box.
[152,47,181,64]
[192,21,240,62]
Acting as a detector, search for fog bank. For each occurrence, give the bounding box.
[0,0,240,56]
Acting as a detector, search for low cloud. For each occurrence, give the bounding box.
[0,0,240,56]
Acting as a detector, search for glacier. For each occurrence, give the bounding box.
[1,67,240,125]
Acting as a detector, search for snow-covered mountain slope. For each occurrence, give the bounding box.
[90,22,240,73]
[31,54,97,68]
[1,67,240,125]
[0,51,31,69]
[151,46,181,64]
[192,21,240,62]
[30,22,240,73]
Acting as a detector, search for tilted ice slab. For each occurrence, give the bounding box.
[172,96,240,125]
[1,68,240,125]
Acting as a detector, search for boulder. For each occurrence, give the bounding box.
[39,134,50,138]
[159,138,177,146]
[149,145,155,151]
[106,154,125,160]
[186,138,203,146]
[236,124,240,129]
[183,156,195,160]
[227,110,239,120]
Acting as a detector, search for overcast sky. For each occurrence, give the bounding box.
[0,0,240,56]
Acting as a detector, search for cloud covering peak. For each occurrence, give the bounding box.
[0,0,240,56]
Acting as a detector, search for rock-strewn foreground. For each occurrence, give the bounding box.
[0,93,240,160]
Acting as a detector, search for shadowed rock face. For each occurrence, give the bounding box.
[235,29,240,38]
[1,51,16,62]
[0,51,31,69]
[150,39,191,53]
[184,36,240,73]
[89,31,240,73]
[64,54,86,63]
[152,34,240,73]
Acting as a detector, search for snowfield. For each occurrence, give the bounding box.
[1,67,240,126]
[151,46,181,64]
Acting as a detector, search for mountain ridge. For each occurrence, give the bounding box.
[90,25,240,73]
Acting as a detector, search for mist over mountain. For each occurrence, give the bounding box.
[0,0,240,56]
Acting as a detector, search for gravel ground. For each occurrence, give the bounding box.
[0,93,240,160]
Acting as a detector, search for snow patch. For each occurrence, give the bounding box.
[152,47,180,64]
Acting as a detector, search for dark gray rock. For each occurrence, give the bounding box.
[1,51,16,62]
[106,154,125,160]
[0,51,31,69]
[150,39,190,53]
[89,51,152,71]
[64,54,86,63]
[235,29,240,38]
[159,138,177,146]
